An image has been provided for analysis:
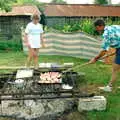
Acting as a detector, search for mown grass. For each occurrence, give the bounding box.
[0,51,120,120]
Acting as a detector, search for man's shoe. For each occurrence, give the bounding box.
[99,85,112,92]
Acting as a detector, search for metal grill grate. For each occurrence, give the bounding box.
[0,69,94,100]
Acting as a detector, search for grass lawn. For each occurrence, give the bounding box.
[0,51,120,120]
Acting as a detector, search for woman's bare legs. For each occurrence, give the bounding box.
[33,48,39,68]
[26,48,34,67]
[26,48,39,68]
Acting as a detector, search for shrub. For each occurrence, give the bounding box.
[0,36,23,51]
[52,19,96,34]
[62,24,72,32]
[53,23,81,33]
[105,18,120,26]
[80,19,95,35]
[48,18,120,35]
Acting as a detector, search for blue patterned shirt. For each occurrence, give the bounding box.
[101,25,120,50]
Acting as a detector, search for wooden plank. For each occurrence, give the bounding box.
[0,66,33,70]
[0,66,72,70]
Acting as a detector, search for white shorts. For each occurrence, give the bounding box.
[28,39,41,48]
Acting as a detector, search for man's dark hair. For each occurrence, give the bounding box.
[94,19,105,26]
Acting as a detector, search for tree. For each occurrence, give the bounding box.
[51,0,66,4]
[13,0,45,12]
[94,0,108,4]
[14,0,38,5]
[0,0,15,12]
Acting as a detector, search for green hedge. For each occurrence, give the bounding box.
[0,36,23,51]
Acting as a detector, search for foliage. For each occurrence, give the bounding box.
[94,0,108,4]
[13,0,45,12]
[51,18,120,35]
[40,13,47,25]
[53,22,81,33]
[0,19,24,51]
[0,37,22,51]
[14,0,35,5]
[0,0,16,12]
[80,19,95,35]
[105,18,120,25]
[0,0,45,12]
[51,0,66,4]
[52,19,95,34]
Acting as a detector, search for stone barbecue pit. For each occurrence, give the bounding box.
[0,66,93,120]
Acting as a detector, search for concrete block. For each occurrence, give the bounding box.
[78,96,107,111]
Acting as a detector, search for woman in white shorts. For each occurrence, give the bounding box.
[24,14,45,68]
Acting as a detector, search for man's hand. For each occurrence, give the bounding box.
[89,58,97,64]
[89,50,107,64]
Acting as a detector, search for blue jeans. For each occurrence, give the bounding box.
[115,48,120,65]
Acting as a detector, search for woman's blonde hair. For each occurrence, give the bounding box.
[31,14,40,21]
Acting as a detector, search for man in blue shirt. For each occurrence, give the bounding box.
[89,19,120,92]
